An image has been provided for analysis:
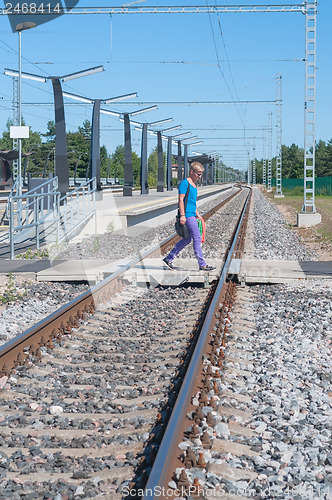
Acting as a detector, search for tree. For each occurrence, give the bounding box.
[315,139,332,177]
[0,118,45,177]
[148,147,158,185]
[0,119,15,151]
[132,151,141,187]
[253,159,263,184]
[147,146,167,187]
[42,120,56,142]
[325,139,332,177]
[107,145,141,185]
[0,118,42,154]
[67,127,90,178]
[280,144,303,179]
[78,120,91,140]
[100,145,109,178]
[110,145,125,181]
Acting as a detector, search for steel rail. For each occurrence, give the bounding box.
[142,187,251,499]
[0,187,241,377]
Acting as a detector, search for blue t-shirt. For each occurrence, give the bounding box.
[178,179,197,217]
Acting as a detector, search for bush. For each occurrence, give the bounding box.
[282,186,304,196]
[292,186,304,195]
[148,173,157,188]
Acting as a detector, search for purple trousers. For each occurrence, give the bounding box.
[166,216,206,267]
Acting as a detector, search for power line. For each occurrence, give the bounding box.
[205,0,246,127]
[0,5,305,15]
[195,137,264,140]
[12,59,302,65]
[20,100,275,105]
[187,128,264,130]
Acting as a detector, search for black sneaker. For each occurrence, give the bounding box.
[199,265,216,271]
[163,257,174,270]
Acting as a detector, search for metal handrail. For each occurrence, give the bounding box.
[59,176,95,203]
[9,191,60,229]
[5,178,18,219]
[7,176,96,259]
[56,177,96,244]
[25,176,58,197]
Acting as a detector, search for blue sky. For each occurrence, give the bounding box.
[0,0,331,173]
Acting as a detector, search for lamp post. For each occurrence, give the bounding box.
[176,136,198,183]
[158,126,183,191]
[156,130,164,192]
[22,145,39,186]
[5,65,105,196]
[16,22,36,198]
[135,118,173,195]
[43,147,55,178]
[173,132,191,178]
[63,91,138,192]
[118,106,159,196]
[141,120,176,194]
[123,106,158,196]
[56,94,158,195]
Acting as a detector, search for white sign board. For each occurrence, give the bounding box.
[10,126,30,139]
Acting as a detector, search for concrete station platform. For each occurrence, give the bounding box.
[0,258,221,285]
[80,184,232,238]
[1,184,330,285]
[230,259,332,284]
[0,184,233,258]
[120,258,221,287]
[0,257,330,287]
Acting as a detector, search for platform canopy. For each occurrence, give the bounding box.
[188,155,214,165]
[0,150,19,161]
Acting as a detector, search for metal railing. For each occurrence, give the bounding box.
[69,177,123,187]
[8,177,60,258]
[5,178,19,218]
[58,177,96,246]
[9,177,58,218]
[7,177,96,259]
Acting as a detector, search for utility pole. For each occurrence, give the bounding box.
[298,0,321,227]
[267,112,272,192]
[274,73,284,197]
[262,128,267,189]
[252,144,256,186]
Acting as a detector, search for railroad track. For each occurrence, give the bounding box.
[0,186,243,377]
[141,188,251,499]
[0,186,251,499]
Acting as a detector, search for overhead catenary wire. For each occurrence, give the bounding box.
[0,1,313,169]
[204,0,246,127]
[20,100,275,105]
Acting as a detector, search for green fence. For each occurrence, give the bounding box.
[271,176,332,195]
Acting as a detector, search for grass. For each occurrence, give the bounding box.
[265,190,332,246]
[314,197,332,244]
[0,273,26,304]
[16,247,50,259]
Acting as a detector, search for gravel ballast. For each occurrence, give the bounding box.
[174,280,331,499]
[0,186,330,499]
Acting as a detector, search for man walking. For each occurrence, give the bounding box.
[163,161,216,271]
